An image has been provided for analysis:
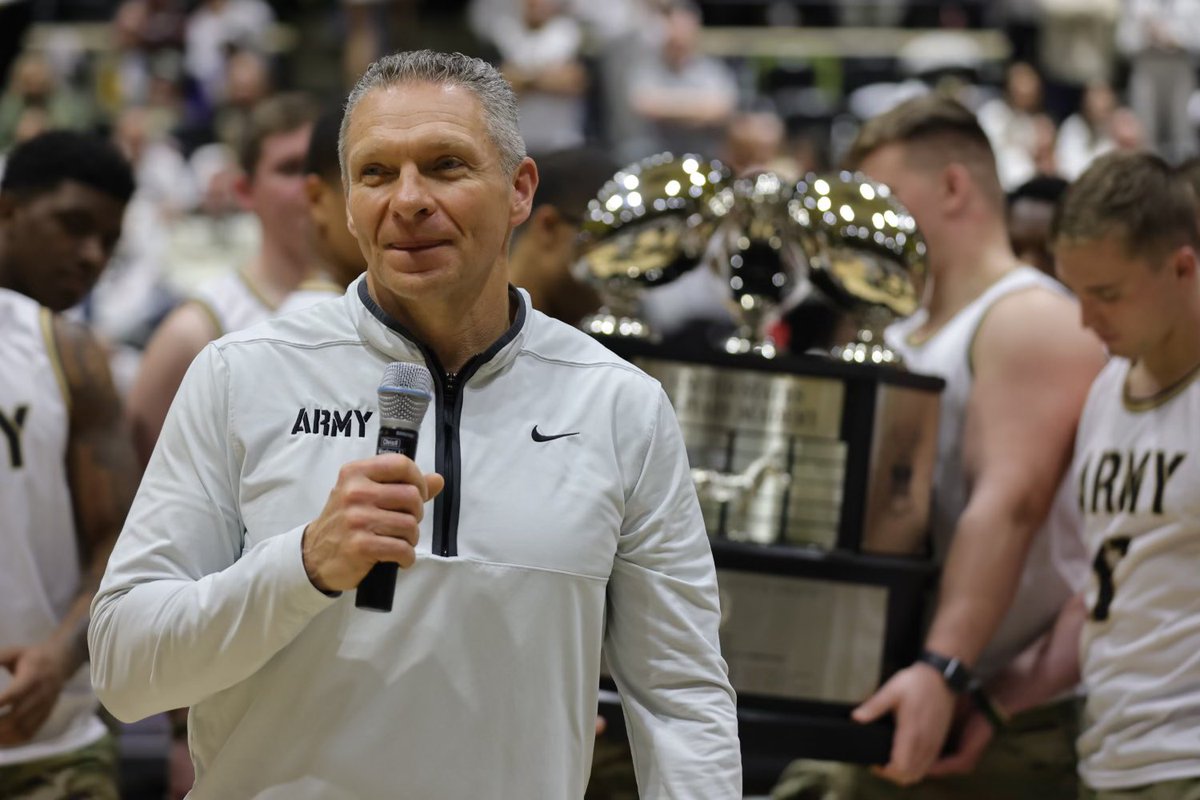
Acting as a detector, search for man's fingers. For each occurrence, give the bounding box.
[852,684,894,724]
[0,647,20,670]
[357,453,425,486]
[361,536,417,570]
[343,509,421,547]
[424,473,445,502]
[0,669,32,709]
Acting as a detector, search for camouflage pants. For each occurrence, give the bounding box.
[0,735,119,800]
[772,698,1080,800]
[1082,777,1200,800]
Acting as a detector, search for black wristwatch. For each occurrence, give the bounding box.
[916,648,973,693]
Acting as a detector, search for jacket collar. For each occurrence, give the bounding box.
[348,275,529,381]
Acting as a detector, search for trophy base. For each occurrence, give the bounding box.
[738,703,893,765]
[597,689,892,766]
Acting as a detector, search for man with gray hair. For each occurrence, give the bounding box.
[89,50,741,798]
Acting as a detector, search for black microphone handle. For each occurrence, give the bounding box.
[355,424,420,612]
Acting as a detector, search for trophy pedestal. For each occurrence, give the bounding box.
[598,338,944,765]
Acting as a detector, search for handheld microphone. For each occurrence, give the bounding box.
[355,361,435,612]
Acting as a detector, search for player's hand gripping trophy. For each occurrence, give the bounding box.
[574,153,733,339]
[791,171,927,365]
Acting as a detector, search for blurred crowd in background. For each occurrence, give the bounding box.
[2,0,1198,396]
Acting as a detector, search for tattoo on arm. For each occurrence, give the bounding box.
[53,316,139,670]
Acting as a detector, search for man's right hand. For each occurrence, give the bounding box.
[851,662,957,786]
[301,454,444,593]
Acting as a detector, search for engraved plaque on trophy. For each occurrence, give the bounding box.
[598,339,943,765]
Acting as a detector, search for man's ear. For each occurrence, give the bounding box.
[510,157,539,228]
[304,174,328,225]
[1174,245,1197,280]
[941,162,972,216]
[530,204,563,237]
[233,170,254,211]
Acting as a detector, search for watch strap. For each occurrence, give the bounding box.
[916,648,973,693]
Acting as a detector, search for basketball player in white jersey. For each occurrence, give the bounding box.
[275,104,368,317]
[127,92,318,465]
[0,132,138,798]
[775,95,1106,799]
[1041,151,1200,799]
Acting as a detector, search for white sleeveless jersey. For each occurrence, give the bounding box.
[1075,358,1200,789]
[885,267,1089,677]
[0,289,107,764]
[190,269,277,337]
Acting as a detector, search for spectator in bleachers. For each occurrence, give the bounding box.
[1109,106,1148,154]
[1117,0,1200,162]
[1055,81,1118,180]
[976,60,1045,191]
[628,0,737,159]
[1035,0,1118,123]
[211,47,273,159]
[0,53,97,153]
[496,0,589,153]
[721,110,796,178]
[184,0,275,111]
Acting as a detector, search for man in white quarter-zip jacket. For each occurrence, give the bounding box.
[89,50,741,799]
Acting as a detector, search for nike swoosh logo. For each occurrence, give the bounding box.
[531,426,579,442]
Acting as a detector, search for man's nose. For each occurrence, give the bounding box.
[1079,298,1100,332]
[388,166,433,220]
[79,233,108,272]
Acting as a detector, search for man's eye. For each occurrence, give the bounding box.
[55,211,94,238]
[436,158,464,171]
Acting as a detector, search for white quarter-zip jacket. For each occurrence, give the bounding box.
[90,278,741,799]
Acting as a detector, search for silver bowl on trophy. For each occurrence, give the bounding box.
[573,153,733,339]
[790,171,927,365]
[709,170,815,359]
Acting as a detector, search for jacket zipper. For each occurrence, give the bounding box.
[436,370,459,557]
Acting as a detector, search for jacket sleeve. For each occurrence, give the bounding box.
[603,386,742,798]
[88,344,338,722]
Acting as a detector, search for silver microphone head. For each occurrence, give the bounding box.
[378,362,434,430]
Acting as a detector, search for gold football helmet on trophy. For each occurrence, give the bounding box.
[790,171,927,364]
[574,153,734,339]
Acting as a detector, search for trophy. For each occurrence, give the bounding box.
[574,153,733,339]
[584,160,942,766]
[709,171,814,359]
[791,171,927,365]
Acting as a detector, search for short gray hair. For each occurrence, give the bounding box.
[338,50,526,183]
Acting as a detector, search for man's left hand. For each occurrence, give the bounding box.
[928,709,994,777]
[0,641,70,746]
[852,663,957,786]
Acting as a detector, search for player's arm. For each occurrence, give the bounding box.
[928,288,1103,666]
[126,302,218,466]
[58,315,140,674]
[856,287,1105,784]
[0,316,137,745]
